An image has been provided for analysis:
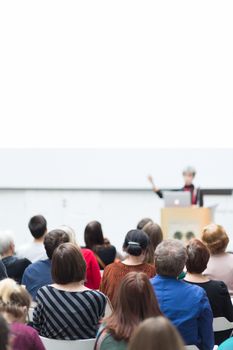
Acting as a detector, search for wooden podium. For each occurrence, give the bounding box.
[161,207,212,240]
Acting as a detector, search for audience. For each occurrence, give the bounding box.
[59,225,101,289]
[150,239,214,350]
[128,316,185,350]
[184,238,233,345]
[0,232,31,283]
[17,215,48,262]
[100,229,155,306]
[142,222,163,264]
[33,243,106,339]
[84,221,116,269]
[22,229,70,299]
[0,314,9,350]
[137,218,153,230]
[202,224,233,295]
[95,272,161,350]
[0,278,45,350]
[0,261,7,280]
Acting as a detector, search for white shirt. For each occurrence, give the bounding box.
[17,241,47,263]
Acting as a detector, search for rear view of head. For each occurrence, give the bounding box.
[44,229,70,259]
[104,272,161,341]
[155,239,187,277]
[137,218,153,230]
[28,215,47,239]
[0,231,15,257]
[201,224,229,255]
[123,229,149,257]
[186,239,210,274]
[143,223,163,264]
[84,221,104,249]
[59,225,77,244]
[52,243,86,285]
[0,278,31,323]
[0,314,9,350]
[128,316,185,350]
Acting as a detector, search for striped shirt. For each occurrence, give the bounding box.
[33,285,106,340]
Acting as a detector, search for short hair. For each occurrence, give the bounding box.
[137,218,153,230]
[84,221,104,249]
[143,223,163,264]
[186,239,210,274]
[123,230,149,257]
[51,243,86,285]
[201,224,229,254]
[28,215,47,239]
[0,314,9,350]
[155,239,187,277]
[128,316,185,350]
[182,166,196,177]
[0,232,14,255]
[59,225,77,244]
[104,272,161,341]
[0,278,31,320]
[44,229,70,259]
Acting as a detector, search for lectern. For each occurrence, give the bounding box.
[161,207,212,240]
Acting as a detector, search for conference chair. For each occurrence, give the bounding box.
[213,317,233,333]
[105,296,113,317]
[40,336,95,350]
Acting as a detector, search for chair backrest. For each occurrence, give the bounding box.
[104,296,113,317]
[40,336,95,350]
[213,317,233,332]
[185,346,199,350]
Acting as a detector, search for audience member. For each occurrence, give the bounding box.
[33,243,106,339]
[0,314,9,350]
[202,224,233,295]
[0,261,7,280]
[184,238,233,345]
[0,278,45,350]
[137,218,153,230]
[100,229,155,306]
[84,221,116,269]
[22,229,70,299]
[59,225,101,289]
[17,215,47,262]
[0,232,31,283]
[95,272,161,350]
[150,239,214,350]
[128,316,185,350]
[142,222,163,264]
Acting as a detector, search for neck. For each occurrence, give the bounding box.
[2,312,26,324]
[34,236,44,243]
[1,251,13,258]
[52,281,86,292]
[184,272,209,283]
[123,255,145,265]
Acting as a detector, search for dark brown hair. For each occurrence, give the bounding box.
[0,314,9,350]
[128,316,185,350]
[186,239,210,274]
[84,221,105,250]
[51,243,86,284]
[143,223,163,264]
[28,215,47,239]
[44,229,70,259]
[137,218,153,230]
[103,272,161,342]
[201,224,229,254]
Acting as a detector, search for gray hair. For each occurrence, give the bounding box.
[182,166,196,177]
[0,231,14,255]
[155,239,187,277]
[58,225,77,244]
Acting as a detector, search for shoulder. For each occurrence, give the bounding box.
[85,290,107,300]
[81,248,96,260]
[103,261,122,273]
[11,322,38,336]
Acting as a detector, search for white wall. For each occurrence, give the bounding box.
[0,149,233,189]
[0,189,233,252]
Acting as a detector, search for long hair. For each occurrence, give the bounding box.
[84,221,105,250]
[103,272,161,341]
[128,317,185,350]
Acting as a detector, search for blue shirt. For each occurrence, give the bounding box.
[22,259,52,300]
[150,275,214,350]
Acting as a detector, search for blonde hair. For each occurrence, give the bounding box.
[128,316,185,350]
[0,278,31,320]
[202,224,229,254]
[58,225,77,244]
